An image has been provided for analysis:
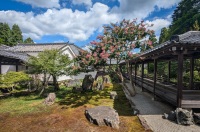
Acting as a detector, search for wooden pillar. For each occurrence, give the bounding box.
[168,61,171,83]
[147,62,149,77]
[177,53,183,108]
[0,57,2,74]
[135,63,137,85]
[153,59,157,99]
[16,61,19,72]
[141,62,144,91]
[0,63,1,74]
[26,66,28,70]
[189,57,194,90]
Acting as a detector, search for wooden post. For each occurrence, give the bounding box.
[141,62,144,91]
[177,53,183,108]
[0,63,1,74]
[135,63,137,85]
[168,61,171,83]
[189,57,194,90]
[0,57,2,74]
[153,59,157,99]
[16,61,19,72]
[147,62,149,77]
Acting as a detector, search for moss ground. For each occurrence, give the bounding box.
[0,83,144,132]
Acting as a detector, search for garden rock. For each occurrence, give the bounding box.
[176,108,193,125]
[85,106,120,129]
[164,108,194,125]
[110,91,118,99]
[82,74,94,91]
[44,93,56,105]
[193,113,200,124]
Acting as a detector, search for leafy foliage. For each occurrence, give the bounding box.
[159,0,200,43]
[0,71,30,88]
[0,22,34,46]
[24,37,34,44]
[27,49,72,90]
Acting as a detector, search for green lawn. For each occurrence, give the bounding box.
[0,83,145,132]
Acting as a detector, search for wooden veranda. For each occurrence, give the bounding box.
[120,31,200,108]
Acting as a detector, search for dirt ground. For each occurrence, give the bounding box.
[0,105,145,132]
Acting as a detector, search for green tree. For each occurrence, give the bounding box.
[27,49,71,93]
[11,24,23,45]
[0,23,12,45]
[192,20,200,31]
[159,27,169,44]
[75,19,154,96]
[159,0,200,43]
[24,37,34,44]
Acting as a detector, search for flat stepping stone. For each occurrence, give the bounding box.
[85,106,120,129]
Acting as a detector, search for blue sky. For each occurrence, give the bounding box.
[0,0,181,48]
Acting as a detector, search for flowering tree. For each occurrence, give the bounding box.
[75,19,154,96]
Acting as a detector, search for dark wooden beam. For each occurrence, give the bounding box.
[141,62,144,91]
[135,63,137,85]
[153,59,157,99]
[177,52,183,108]
[168,61,171,83]
[189,57,194,90]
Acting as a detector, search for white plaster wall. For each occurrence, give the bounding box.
[1,65,16,74]
[62,46,74,59]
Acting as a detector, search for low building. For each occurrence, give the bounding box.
[0,43,96,81]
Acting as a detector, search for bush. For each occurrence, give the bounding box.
[0,71,31,90]
[183,71,200,83]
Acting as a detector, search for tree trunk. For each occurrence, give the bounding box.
[127,61,136,96]
[117,63,136,97]
[53,75,59,91]
[39,74,51,96]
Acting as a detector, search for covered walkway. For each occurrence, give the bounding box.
[121,31,200,108]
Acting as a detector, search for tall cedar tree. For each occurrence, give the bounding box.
[11,24,23,45]
[0,23,12,45]
[24,37,34,44]
[159,0,200,43]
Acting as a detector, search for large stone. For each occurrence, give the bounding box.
[175,108,193,125]
[194,113,200,124]
[44,93,56,105]
[110,91,118,99]
[85,106,120,129]
[82,74,94,91]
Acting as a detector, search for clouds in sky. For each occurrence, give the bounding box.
[16,0,60,8]
[1,0,181,42]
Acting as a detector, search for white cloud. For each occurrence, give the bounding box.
[72,0,92,7]
[0,3,118,41]
[111,0,181,20]
[16,0,60,8]
[146,19,171,36]
[1,0,181,43]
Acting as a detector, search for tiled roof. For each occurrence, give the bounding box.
[119,31,200,64]
[0,50,29,62]
[5,43,68,52]
[5,43,82,56]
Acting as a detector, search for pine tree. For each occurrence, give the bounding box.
[149,32,158,46]
[11,24,23,45]
[2,23,12,45]
[159,0,200,42]
[159,27,169,44]
[24,37,34,44]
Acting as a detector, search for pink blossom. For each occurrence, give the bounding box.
[93,52,97,57]
[148,40,152,46]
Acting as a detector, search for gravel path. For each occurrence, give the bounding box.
[125,83,200,132]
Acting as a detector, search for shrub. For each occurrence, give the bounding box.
[0,71,31,90]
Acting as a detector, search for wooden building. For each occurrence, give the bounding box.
[120,31,200,108]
